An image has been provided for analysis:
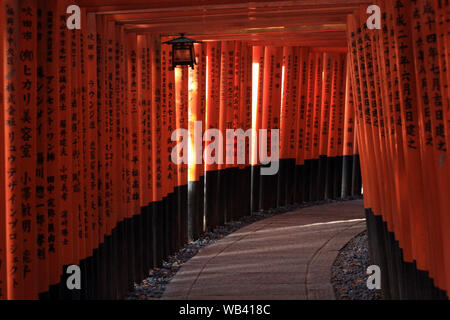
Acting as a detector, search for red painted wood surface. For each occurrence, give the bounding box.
[0,0,448,299]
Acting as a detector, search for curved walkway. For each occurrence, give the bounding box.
[162,200,366,300]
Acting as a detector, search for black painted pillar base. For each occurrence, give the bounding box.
[259,164,271,211]
[333,156,343,199]
[134,209,144,284]
[216,169,226,226]
[317,155,327,201]
[285,159,296,206]
[205,170,219,231]
[172,188,181,252]
[188,181,201,242]
[270,162,279,209]
[277,159,288,208]
[365,209,448,300]
[259,161,279,210]
[169,191,178,255]
[241,166,252,217]
[145,204,154,273]
[278,159,296,207]
[228,167,238,221]
[161,196,169,260]
[305,159,318,202]
[324,156,334,200]
[38,190,188,300]
[351,154,362,196]
[251,165,260,213]
[303,161,312,203]
[178,185,188,247]
[341,155,354,198]
[223,168,232,223]
[152,201,163,269]
[294,164,305,204]
[233,167,242,220]
[198,176,205,234]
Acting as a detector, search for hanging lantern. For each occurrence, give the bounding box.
[163,34,201,69]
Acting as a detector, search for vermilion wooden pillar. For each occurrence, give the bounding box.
[198,43,207,229]
[408,0,445,291]
[18,0,38,300]
[379,1,410,261]
[35,0,50,298]
[67,0,82,299]
[333,53,347,199]
[47,0,64,298]
[160,40,169,257]
[217,41,233,224]
[0,0,5,301]
[354,8,393,296]
[279,46,297,207]
[187,42,200,240]
[260,46,282,210]
[83,10,98,299]
[101,18,115,300]
[371,11,401,299]
[228,41,241,221]
[251,45,264,212]
[311,52,323,202]
[390,0,431,276]
[302,51,315,203]
[294,48,309,204]
[347,12,379,285]
[303,52,316,202]
[239,42,252,217]
[150,34,163,269]
[324,53,338,200]
[117,23,129,298]
[286,47,300,206]
[434,0,450,293]
[347,1,449,298]
[348,13,377,218]
[342,59,356,198]
[167,39,178,256]
[126,31,138,293]
[204,42,220,230]
[136,33,148,285]
[224,41,236,221]
[317,52,332,201]
[94,14,106,299]
[330,53,346,199]
[175,64,189,246]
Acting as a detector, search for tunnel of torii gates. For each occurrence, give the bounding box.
[0,0,449,300]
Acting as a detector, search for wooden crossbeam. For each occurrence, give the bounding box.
[79,0,372,13]
[77,0,372,45]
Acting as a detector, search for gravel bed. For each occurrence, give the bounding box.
[127,197,362,300]
[332,230,383,300]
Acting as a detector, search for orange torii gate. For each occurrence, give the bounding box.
[0,0,447,301]
[347,0,449,299]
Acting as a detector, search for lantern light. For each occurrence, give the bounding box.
[163,33,201,70]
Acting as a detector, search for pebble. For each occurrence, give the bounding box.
[331,230,383,300]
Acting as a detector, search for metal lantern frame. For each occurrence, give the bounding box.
[163,34,201,69]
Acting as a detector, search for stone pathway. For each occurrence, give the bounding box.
[162,200,366,300]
